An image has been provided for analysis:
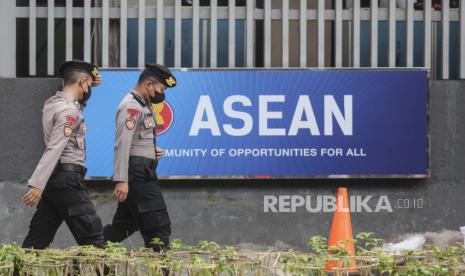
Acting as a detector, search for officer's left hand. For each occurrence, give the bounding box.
[91,75,102,87]
[113,182,128,203]
[156,147,164,160]
[22,187,43,207]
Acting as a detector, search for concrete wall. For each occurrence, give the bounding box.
[0,78,464,249]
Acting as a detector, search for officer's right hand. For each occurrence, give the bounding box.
[156,147,164,160]
[113,182,128,203]
[22,187,43,207]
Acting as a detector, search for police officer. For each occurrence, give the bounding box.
[22,60,105,249]
[103,64,175,251]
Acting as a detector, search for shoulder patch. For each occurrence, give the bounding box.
[127,108,139,118]
[126,118,136,130]
[66,115,77,126]
[64,126,73,137]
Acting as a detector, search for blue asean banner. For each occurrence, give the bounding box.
[84,69,429,178]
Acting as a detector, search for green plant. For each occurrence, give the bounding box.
[104,241,127,258]
[195,240,221,253]
[423,243,465,275]
[0,242,25,271]
[170,238,191,251]
[184,254,217,276]
[280,252,325,276]
[21,249,69,276]
[0,262,13,276]
[150,237,165,249]
[375,250,398,275]
[398,256,433,276]
[0,235,465,276]
[214,248,259,276]
[306,236,327,256]
[355,232,384,255]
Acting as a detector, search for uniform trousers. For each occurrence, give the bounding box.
[22,164,104,249]
[103,156,171,252]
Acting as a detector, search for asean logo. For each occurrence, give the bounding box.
[152,101,174,135]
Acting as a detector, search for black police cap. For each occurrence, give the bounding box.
[145,63,176,88]
[59,60,100,81]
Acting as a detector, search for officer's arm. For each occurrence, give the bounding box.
[113,105,140,182]
[28,109,80,190]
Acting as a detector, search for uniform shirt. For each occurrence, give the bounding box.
[28,91,87,190]
[113,90,157,182]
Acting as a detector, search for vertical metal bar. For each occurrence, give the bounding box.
[352,0,360,68]
[210,0,217,68]
[388,0,396,67]
[432,21,437,78]
[282,0,289,67]
[174,0,181,68]
[442,0,449,79]
[65,0,73,61]
[120,0,127,67]
[201,20,208,67]
[264,0,271,68]
[228,0,236,68]
[335,0,342,67]
[299,0,307,68]
[138,0,145,68]
[424,0,432,69]
[0,0,16,77]
[460,0,465,78]
[84,0,91,63]
[317,0,325,67]
[193,0,199,68]
[370,0,378,67]
[246,0,254,68]
[29,0,37,75]
[406,0,414,67]
[48,0,55,75]
[157,0,164,64]
[102,0,109,67]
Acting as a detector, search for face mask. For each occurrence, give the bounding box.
[149,84,166,104]
[79,81,92,105]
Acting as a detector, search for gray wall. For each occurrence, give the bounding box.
[0,78,464,249]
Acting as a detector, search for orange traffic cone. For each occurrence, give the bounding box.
[325,187,358,273]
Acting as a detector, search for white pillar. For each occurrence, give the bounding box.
[0,0,16,77]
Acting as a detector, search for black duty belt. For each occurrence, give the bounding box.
[129,156,157,169]
[55,163,87,175]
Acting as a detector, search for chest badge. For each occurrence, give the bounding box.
[144,118,154,128]
[80,123,87,133]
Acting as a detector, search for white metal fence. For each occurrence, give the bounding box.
[2,0,465,79]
